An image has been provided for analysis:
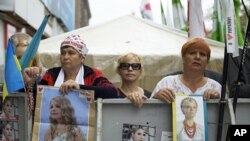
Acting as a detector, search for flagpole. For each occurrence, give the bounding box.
[216,40,229,141]
[226,1,249,140]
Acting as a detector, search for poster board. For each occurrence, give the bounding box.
[32,85,96,141]
[0,93,28,141]
[172,95,207,141]
[97,99,230,141]
[98,99,172,141]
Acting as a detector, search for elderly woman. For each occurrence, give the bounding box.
[12,33,42,112]
[23,34,118,99]
[151,38,221,103]
[116,53,151,107]
[0,32,41,83]
[12,32,41,66]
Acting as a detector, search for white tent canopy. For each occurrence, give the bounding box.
[39,15,225,91]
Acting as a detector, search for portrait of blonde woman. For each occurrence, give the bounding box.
[1,122,14,141]
[130,127,147,141]
[177,97,204,141]
[44,96,86,141]
[1,98,13,118]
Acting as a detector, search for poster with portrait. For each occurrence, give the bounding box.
[32,85,95,141]
[172,94,208,141]
[122,123,156,141]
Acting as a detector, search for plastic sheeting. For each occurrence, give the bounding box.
[39,15,225,91]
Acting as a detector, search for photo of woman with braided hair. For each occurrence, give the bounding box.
[175,96,205,141]
[131,127,147,141]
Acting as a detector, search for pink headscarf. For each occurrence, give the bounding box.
[61,34,88,57]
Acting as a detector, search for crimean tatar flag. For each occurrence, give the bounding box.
[188,0,205,38]
[3,39,25,101]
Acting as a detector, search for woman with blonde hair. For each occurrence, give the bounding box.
[116,53,151,107]
[130,127,147,141]
[11,32,43,116]
[1,97,13,118]
[0,32,41,83]
[44,95,86,141]
[1,122,14,141]
[11,32,41,67]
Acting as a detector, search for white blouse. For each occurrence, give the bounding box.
[151,75,221,98]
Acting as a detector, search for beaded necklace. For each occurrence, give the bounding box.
[184,121,196,138]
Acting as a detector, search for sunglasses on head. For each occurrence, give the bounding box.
[119,63,141,70]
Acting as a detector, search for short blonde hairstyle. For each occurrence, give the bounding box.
[11,32,41,67]
[116,52,144,73]
[181,38,211,62]
[11,32,31,49]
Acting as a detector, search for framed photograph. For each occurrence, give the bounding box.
[172,94,208,141]
[0,121,19,141]
[122,123,156,141]
[0,93,28,141]
[0,97,19,121]
[32,85,96,141]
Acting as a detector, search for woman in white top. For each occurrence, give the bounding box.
[151,38,221,103]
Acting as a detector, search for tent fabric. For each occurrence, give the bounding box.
[39,15,225,91]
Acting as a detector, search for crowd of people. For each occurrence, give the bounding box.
[1,32,223,141]
[22,35,221,103]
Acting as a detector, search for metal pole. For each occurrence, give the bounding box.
[96,98,103,141]
[216,43,229,141]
